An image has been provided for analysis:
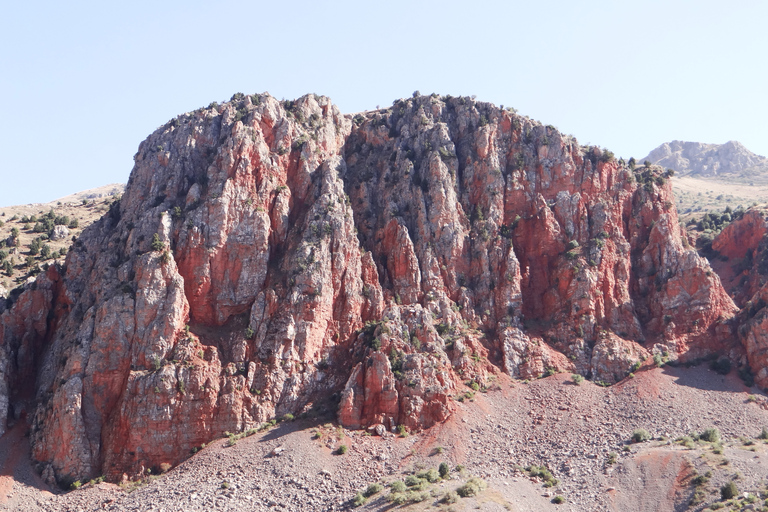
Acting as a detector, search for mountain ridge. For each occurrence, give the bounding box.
[643,139,768,184]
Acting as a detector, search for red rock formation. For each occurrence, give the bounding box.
[0,93,739,486]
[707,210,768,307]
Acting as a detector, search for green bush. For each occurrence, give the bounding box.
[552,495,565,504]
[439,462,450,478]
[337,444,348,455]
[420,468,440,483]
[720,481,738,500]
[527,465,558,487]
[456,478,487,497]
[439,491,458,504]
[387,492,408,505]
[389,480,406,493]
[631,429,651,443]
[699,428,720,443]
[572,374,584,385]
[404,475,425,487]
[364,483,383,497]
[352,492,366,507]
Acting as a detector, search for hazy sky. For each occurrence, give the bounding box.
[1,0,766,207]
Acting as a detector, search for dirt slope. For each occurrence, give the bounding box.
[1,364,767,511]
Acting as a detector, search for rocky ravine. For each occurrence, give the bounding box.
[0,92,742,487]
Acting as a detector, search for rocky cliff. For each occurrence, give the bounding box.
[643,140,768,183]
[0,93,738,487]
[704,209,768,388]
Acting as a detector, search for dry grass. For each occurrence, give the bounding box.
[672,176,768,222]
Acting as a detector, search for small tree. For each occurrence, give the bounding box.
[151,233,164,252]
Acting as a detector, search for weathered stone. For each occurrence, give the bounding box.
[0,93,741,485]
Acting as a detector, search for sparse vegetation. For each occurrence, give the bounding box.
[527,465,558,487]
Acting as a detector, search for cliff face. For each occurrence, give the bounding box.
[0,93,737,486]
[706,209,768,387]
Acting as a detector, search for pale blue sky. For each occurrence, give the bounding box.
[1,0,766,206]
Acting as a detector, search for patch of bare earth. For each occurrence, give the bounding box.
[2,364,768,511]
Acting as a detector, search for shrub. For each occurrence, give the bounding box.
[439,462,450,478]
[337,444,348,455]
[404,475,425,487]
[572,374,584,385]
[456,477,487,497]
[739,366,755,387]
[421,468,440,483]
[759,427,768,440]
[440,491,458,504]
[699,428,720,443]
[352,493,366,507]
[387,492,408,505]
[364,483,383,497]
[390,481,406,493]
[552,495,565,504]
[720,481,738,500]
[527,465,558,487]
[631,429,651,443]
[281,413,294,422]
[151,233,164,252]
[711,358,731,375]
[397,424,408,437]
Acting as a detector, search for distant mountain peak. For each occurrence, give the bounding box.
[643,140,768,183]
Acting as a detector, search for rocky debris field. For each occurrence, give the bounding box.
[3,364,768,512]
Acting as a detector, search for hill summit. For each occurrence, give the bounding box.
[643,140,768,183]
